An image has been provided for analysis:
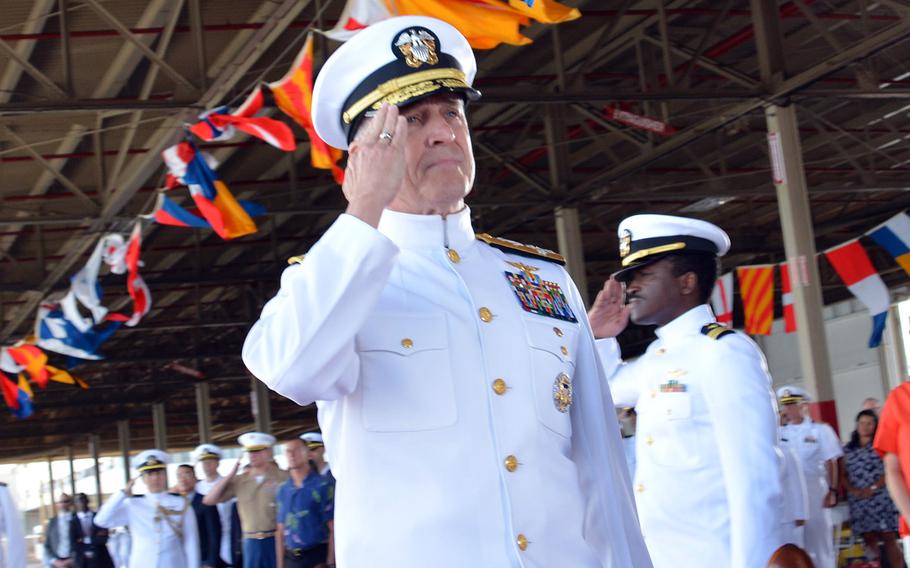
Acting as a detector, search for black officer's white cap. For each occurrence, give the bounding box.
[614,214,730,281]
[777,385,810,405]
[191,443,223,462]
[131,449,170,473]
[300,432,324,449]
[312,15,480,150]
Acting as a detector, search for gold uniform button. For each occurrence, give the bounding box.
[446,249,461,263]
[560,346,569,356]
[516,534,528,551]
[645,436,654,446]
[650,390,657,399]
[478,307,493,322]
[656,348,667,355]
[401,338,413,349]
[636,484,645,493]
[553,327,563,337]
[504,455,518,472]
[492,378,507,395]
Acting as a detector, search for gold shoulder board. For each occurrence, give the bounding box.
[287,255,305,265]
[701,323,734,340]
[475,233,566,265]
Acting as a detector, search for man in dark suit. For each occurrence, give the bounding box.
[45,493,76,567]
[72,493,114,568]
[177,463,224,567]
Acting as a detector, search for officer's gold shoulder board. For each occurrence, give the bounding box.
[287,254,305,265]
[475,233,566,265]
[701,323,734,340]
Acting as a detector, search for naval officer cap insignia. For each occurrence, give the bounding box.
[777,385,810,405]
[312,15,481,150]
[613,214,731,282]
[131,449,170,473]
[238,431,276,452]
[300,431,324,449]
[191,443,223,462]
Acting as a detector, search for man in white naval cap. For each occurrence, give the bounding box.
[203,432,287,568]
[588,214,784,568]
[299,432,332,482]
[192,443,234,566]
[777,386,843,568]
[242,14,651,568]
[94,449,199,568]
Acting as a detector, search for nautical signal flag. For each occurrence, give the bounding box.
[5,344,48,389]
[0,372,32,419]
[867,211,910,278]
[324,0,581,49]
[149,192,266,231]
[124,222,151,327]
[710,272,733,325]
[188,87,296,152]
[779,262,797,333]
[161,142,258,240]
[35,298,122,360]
[267,34,345,184]
[736,265,774,335]
[825,240,890,348]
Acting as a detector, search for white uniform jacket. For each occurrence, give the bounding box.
[196,476,233,564]
[778,444,808,547]
[95,490,199,568]
[597,305,783,568]
[243,208,652,568]
[0,485,25,568]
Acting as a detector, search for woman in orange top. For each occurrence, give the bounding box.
[873,381,910,567]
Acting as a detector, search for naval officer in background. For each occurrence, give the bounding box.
[242,15,651,568]
[94,450,199,568]
[588,214,784,568]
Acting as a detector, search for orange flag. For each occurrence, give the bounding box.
[46,366,89,390]
[736,265,775,335]
[6,344,48,388]
[267,34,345,184]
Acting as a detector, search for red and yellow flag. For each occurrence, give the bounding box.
[267,34,345,184]
[736,265,775,335]
[6,344,48,388]
[46,365,89,390]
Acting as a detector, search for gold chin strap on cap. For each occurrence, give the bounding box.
[342,68,469,124]
[621,242,686,266]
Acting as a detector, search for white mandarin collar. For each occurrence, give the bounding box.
[377,206,475,252]
[654,304,716,341]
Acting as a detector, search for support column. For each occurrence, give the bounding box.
[67,446,76,496]
[251,376,272,434]
[46,456,56,511]
[88,435,101,507]
[555,207,590,306]
[117,419,130,484]
[765,104,835,425]
[152,402,168,450]
[882,305,908,390]
[196,382,213,443]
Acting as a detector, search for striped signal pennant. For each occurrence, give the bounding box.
[736,264,774,335]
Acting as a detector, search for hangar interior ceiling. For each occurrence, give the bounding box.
[1,0,910,462]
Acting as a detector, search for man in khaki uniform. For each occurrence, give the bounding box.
[203,433,288,568]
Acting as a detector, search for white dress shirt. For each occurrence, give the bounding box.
[196,476,233,564]
[242,208,652,568]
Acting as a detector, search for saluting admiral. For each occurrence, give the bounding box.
[242,15,651,568]
[94,450,199,568]
[588,214,784,568]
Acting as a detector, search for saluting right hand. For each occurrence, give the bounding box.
[588,278,631,339]
[343,103,408,228]
[124,476,138,496]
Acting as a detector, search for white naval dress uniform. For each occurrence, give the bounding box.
[597,305,784,568]
[196,476,233,565]
[778,443,808,548]
[0,484,25,568]
[779,418,842,568]
[243,208,652,568]
[95,490,199,568]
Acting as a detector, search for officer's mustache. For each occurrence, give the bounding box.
[624,292,642,304]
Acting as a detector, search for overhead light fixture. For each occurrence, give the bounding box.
[679,196,734,213]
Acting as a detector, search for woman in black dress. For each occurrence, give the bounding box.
[841,409,902,566]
